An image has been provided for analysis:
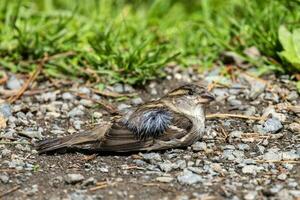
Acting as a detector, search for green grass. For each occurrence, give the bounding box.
[1,0,300,85]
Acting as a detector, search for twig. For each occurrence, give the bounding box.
[0,71,8,85]
[206,113,264,121]
[255,160,300,164]
[89,184,108,191]
[8,56,46,103]
[0,141,30,145]
[8,51,76,103]
[91,88,136,98]
[76,93,119,115]
[0,186,20,198]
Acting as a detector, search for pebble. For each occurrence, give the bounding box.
[131,97,143,105]
[68,107,85,117]
[242,165,261,175]
[191,142,207,151]
[263,150,282,161]
[141,153,162,164]
[277,173,287,181]
[158,161,175,173]
[21,128,43,139]
[230,131,243,138]
[244,106,256,116]
[78,87,91,95]
[287,91,299,101]
[6,75,23,90]
[177,169,203,185]
[79,99,93,107]
[82,177,96,186]
[289,123,300,133]
[62,92,74,100]
[0,174,9,183]
[0,103,12,118]
[65,174,85,184]
[244,191,257,200]
[261,118,283,134]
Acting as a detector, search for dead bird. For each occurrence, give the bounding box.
[36,84,214,153]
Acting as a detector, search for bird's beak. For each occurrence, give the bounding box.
[197,92,215,104]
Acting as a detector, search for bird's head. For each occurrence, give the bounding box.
[162,84,214,116]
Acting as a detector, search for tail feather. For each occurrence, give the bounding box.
[36,126,107,153]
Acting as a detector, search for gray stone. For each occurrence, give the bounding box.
[244,106,256,116]
[287,91,299,101]
[131,97,143,105]
[0,103,12,118]
[282,150,300,160]
[244,191,257,200]
[278,189,293,200]
[68,107,85,117]
[141,153,162,164]
[62,92,74,100]
[78,87,91,95]
[21,128,43,139]
[6,75,23,90]
[262,118,283,134]
[191,142,207,151]
[158,161,174,173]
[263,151,281,161]
[230,131,243,138]
[277,173,287,180]
[237,143,250,151]
[65,174,85,184]
[79,99,93,107]
[242,165,261,174]
[177,169,203,185]
[117,104,131,112]
[82,177,96,186]
[0,174,9,183]
[39,92,57,102]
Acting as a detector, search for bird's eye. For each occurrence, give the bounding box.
[188,90,194,95]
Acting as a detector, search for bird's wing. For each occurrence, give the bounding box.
[98,110,193,152]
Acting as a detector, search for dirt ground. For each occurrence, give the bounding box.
[0,70,300,200]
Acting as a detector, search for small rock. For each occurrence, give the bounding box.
[158,161,175,173]
[82,177,96,186]
[191,142,207,151]
[278,189,293,200]
[79,99,93,107]
[244,106,256,116]
[286,91,299,101]
[0,174,9,184]
[131,97,143,105]
[230,131,243,138]
[0,103,12,118]
[277,173,287,181]
[141,153,162,164]
[68,107,85,117]
[177,169,203,185]
[92,112,103,119]
[289,123,300,133]
[244,191,257,200]
[21,128,43,139]
[282,150,300,160]
[117,104,131,112]
[62,92,74,101]
[156,176,174,183]
[262,118,283,134]
[263,150,282,161]
[78,87,91,95]
[242,165,261,174]
[6,75,23,90]
[65,174,85,184]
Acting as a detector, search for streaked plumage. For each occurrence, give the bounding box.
[36,84,214,153]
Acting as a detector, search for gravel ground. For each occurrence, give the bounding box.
[0,66,300,200]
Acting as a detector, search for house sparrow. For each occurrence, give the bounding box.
[36,84,214,153]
